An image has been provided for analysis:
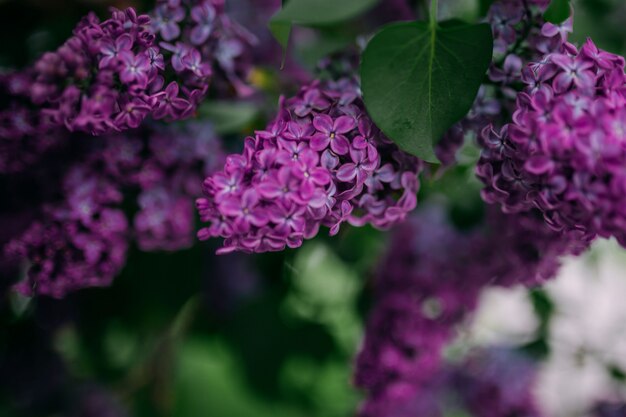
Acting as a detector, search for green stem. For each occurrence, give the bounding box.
[430,0,438,27]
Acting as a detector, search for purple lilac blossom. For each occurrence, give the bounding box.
[4,166,129,298]
[196,77,423,254]
[354,204,588,416]
[0,72,66,173]
[0,0,255,159]
[4,122,225,298]
[477,39,626,246]
[384,348,544,417]
[354,206,481,417]
[151,0,257,98]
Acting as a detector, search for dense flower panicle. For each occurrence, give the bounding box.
[488,0,571,90]
[150,0,256,98]
[354,207,483,417]
[131,122,225,251]
[197,77,422,254]
[479,207,591,287]
[354,205,588,416]
[477,39,626,245]
[5,167,129,298]
[0,73,67,173]
[0,0,254,149]
[4,122,225,297]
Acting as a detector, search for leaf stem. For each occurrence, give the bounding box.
[429,0,438,27]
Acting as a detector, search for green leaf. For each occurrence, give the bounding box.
[269,0,380,57]
[361,19,493,162]
[198,101,258,134]
[544,0,571,23]
[478,0,495,16]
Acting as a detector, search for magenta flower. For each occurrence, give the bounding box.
[120,53,152,86]
[151,3,185,41]
[551,54,596,93]
[152,81,190,120]
[220,189,269,232]
[114,98,151,129]
[276,138,308,164]
[310,115,355,155]
[336,146,377,184]
[283,120,314,141]
[365,163,396,192]
[257,167,304,203]
[181,48,211,78]
[268,202,306,237]
[293,88,330,117]
[291,149,331,199]
[210,170,244,200]
[99,34,133,69]
[353,118,379,161]
[190,2,216,45]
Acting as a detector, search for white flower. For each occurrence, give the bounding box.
[536,240,626,417]
[469,285,539,347]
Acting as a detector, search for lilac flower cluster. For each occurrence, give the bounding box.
[477,39,626,245]
[488,0,572,98]
[382,348,546,417]
[5,166,129,298]
[197,78,422,254]
[0,0,254,146]
[0,73,66,173]
[354,207,482,417]
[479,206,591,287]
[4,122,224,298]
[354,204,588,416]
[150,0,256,98]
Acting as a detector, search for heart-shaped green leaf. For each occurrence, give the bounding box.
[478,0,495,16]
[361,20,493,162]
[544,0,571,24]
[269,0,380,59]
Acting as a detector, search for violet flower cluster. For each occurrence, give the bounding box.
[354,204,587,417]
[359,347,544,417]
[477,39,626,245]
[354,206,483,417]
[5,166,129,298]
[4,122,224,298]
[197,77,422,254]
[385,348,545,417]
[0,0,254,173]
